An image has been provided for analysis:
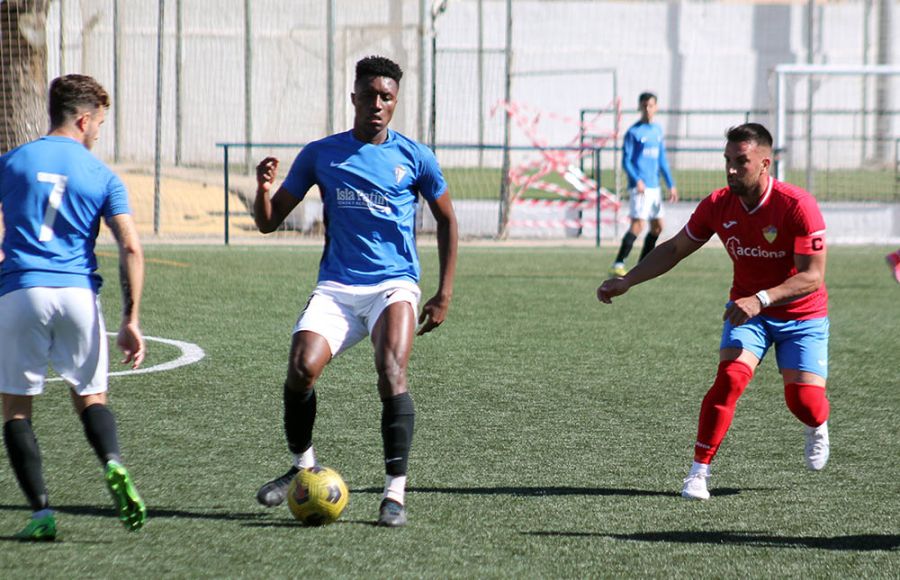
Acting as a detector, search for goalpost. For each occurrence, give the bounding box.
[773,64,900,187]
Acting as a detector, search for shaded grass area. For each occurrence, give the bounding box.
[0,245,897,578]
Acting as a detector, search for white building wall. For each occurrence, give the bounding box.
[42,0,897,167]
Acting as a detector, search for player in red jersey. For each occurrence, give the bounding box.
[597,123,830,500]
[886,249,900,284]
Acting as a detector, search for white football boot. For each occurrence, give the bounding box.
[804,421,830,471]
[681,463,711,500]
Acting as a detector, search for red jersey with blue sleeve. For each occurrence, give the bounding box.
[0,136,131,297]
[281,129,447,286]
[684,177,827,320]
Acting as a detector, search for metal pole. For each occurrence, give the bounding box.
[477,0,484,166]
[594,147,601,248]
[612,71,620,207]
[153,0,165,236]
[175,0,182,166]
[58,0,65,73]
[775,71,786,181]
[223,145,230,245]
[875,0,894,163]
[805,0,814,192]
[326,0,335,135]
[861,0,873,165]
[429,11,437,149]
[417,0,426,141]
[113,0,120,163]
[498,0,512,238]
[243,0,252,173]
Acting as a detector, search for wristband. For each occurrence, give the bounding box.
[755,290,771,308]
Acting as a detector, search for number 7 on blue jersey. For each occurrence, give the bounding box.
[37,172,68,242]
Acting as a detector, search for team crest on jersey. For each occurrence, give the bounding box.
[394,165,406,184]
[762,225,778,243]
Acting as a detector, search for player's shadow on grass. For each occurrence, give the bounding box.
[524,530,900,552]
[0,503,271,522]
[354,485,748,498]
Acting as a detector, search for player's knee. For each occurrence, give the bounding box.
[705,360,754,405]
[287,355,324,391]
[784,382,829,427]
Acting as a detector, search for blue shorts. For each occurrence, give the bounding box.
[720,313,829,379]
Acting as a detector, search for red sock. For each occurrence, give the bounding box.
[694,360,754,464]
[784,382,829,427]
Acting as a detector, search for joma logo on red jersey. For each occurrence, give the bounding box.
[725,236,787,259]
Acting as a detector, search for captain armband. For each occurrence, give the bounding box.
[794,231,826,255]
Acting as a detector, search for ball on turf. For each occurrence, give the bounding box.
[287,466,349,526]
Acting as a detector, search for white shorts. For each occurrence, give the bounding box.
[628,186,664,221]
[294,280,421,358]
[0,287,109,396]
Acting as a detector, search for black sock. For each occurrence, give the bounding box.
[615,232,637,264]
[4,419,49,511]
[80,404,122,465]
[639,233,659,262]
[284,384,316,455]
[381,392,415,476]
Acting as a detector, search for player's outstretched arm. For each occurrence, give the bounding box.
[254,157,301,234]
[597,228,702,304]
[418,191,458,336]
[107,213,146,369]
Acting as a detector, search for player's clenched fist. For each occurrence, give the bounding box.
[256,157,279,192]
[596,277,630,304]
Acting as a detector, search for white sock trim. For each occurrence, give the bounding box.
[384,475,407,505]
[292,446,316,469]
[689,461,711,477]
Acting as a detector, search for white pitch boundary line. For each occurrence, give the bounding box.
[47,333,205,382]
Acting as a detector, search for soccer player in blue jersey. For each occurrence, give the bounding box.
[609,92,678,277]
[253,56,458,527]
[0,74,147,540]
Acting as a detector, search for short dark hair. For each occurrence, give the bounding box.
[355,56,403,84]
[48,74,110,127]
[726,123,773,149]
[638,92,656,105]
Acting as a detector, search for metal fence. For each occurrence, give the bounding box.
[216,140,899,244]
[1,0,897,242]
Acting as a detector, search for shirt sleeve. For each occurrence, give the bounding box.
[281,145,318,200]
[621,129,639,184]
[684,195,714,243]
[102,172,131,218]
[790,194,827,254]
[414,144,447,202]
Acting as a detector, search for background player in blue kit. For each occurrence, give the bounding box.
[0,74,147,540]
[609,92,678,277]
[253,56,458,527]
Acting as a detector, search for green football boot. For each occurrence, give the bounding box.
[15,513,57,541]
[105,460,147,531]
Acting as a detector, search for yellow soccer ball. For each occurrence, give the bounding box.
[287,466,349,526]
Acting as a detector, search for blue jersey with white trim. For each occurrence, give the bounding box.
[282,130,447,286]
[0,136,131,296]
[622,121,675,189]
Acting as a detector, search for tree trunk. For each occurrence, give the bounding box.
[0,0,49,154]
